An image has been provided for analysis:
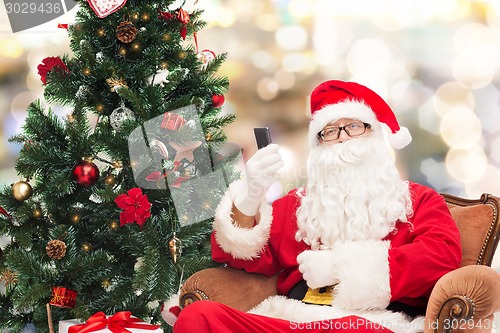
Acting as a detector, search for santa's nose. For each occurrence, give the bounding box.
[336,129,351,143]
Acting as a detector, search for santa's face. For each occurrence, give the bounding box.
[295,119,412,250]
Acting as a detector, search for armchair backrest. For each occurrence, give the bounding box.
[441,193,500,267]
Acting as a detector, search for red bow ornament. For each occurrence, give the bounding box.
[37,56,69,85]
[158,8,190,40]
[68,311,160,333]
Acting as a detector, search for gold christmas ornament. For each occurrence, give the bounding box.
[116,20,138,43]
[0,269,18,287]
[168,233,182,264]
[178,51,187,60]
[12,180,33,201]
[118,47,127,56]
[106,77,128,92]
[96,104,105,112]
[104,174,117,186]
[82,68,91,76]
[162,33,171,42]
[141,13,150,21]
[96,28,105,36]
[112,160,123,169]
[46,240,67,260]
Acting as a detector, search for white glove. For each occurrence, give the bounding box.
[234,143,284,216]
[297,250,338,289]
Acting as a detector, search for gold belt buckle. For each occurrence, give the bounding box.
[302,284,336,306]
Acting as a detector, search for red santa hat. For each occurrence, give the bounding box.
[308,80,412,149]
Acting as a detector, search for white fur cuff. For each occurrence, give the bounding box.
[213,180,273,260]
[331,240,391,310]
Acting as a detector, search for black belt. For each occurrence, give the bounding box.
[287,280,426,318]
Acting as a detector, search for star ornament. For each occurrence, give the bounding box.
[169,141,202,163]
[114,187,152,227]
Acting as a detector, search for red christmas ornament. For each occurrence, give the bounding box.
[0,205,10,218]
[211,94,225,108]
[158,7,190,40]
[73,161,100,187]
[37,56,69,85]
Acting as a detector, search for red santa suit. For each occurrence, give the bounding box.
[172,80,462,333]
[184,179,461,333]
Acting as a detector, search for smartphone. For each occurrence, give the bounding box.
[254,127,272,149]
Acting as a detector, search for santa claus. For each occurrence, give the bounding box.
[171,80,462,333]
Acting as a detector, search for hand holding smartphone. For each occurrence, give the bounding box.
[254,127,272,149]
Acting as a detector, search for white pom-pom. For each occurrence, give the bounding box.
[388,126,412,149]
[161,293,180,326]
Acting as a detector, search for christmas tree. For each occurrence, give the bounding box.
[0,0,237,331]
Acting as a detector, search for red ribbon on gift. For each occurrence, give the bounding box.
[68,311,160,333]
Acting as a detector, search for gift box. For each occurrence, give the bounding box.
[58,311,163,333]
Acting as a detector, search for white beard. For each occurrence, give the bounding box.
[295,133,413,250]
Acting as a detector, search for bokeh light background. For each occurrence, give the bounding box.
[0,0,499,301]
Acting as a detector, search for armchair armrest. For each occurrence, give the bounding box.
[425,265,500,333]
[179,267,278,312]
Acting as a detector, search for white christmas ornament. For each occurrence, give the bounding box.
[96,52,103,63]
[197,49,216,70]
[147,69,170,87]
[110,102,136,131]
[76,85,88,99]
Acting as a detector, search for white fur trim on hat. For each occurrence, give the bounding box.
[308,100,379,148]
[213,180,273,260]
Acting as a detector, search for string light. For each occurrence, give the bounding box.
[109,221,119,230]
[81,242,92,252]
[33,208,42,218]
[131,42,141,51]
[70,213,80,224]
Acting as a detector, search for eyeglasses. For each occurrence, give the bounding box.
[318,122,371,142]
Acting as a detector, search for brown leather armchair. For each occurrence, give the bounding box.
[178,193,500,333]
